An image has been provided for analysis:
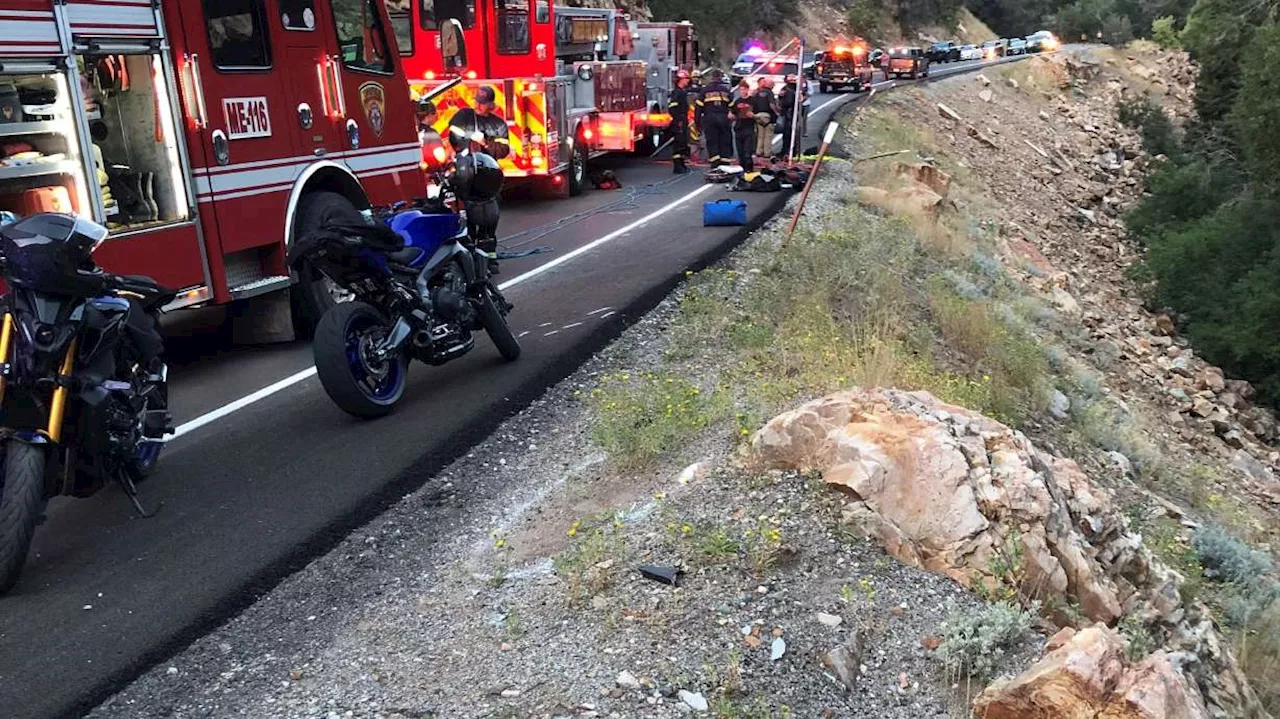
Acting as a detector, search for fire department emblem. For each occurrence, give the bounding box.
[359,82,386,138]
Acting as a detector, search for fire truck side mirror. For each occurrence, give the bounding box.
[441,18,467,71]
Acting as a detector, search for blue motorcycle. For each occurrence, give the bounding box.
[288,145,519,418]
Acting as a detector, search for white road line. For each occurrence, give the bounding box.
[518,331,530,338]
[562,322,583,330]
[173,367,319,437]
[543,330,560,337]
[599,311,616,319]
[587,306,611,315]
[538,322,553,327]
[495,184,715,290]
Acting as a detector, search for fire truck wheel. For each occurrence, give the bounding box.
[568,132,588,197]
[819,82,829,93]
[293,191,363,336]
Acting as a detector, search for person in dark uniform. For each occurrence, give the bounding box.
[667,69,692,174]
[730,80,756,172]
[448,86,511,273]
[776,75,797,160]
[696,70,733,167]
[688,71,705,164]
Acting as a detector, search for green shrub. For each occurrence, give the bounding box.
[1116,96,1179,158]
[1193,525,1273,584]
[1152,15,1180,48]
[935,599,1034,680]
[590,371,725,468]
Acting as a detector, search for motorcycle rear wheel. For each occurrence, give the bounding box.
[0,440,45,594]
[479,289,521,362]
[314,301,408,419]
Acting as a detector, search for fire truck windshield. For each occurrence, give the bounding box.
[419,0,477,29]
[332,0,393,72]
[496,0,531,54]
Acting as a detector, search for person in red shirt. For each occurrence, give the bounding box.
[730,80,756,171]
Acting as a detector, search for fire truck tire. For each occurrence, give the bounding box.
[568,133,588,197]
[292,191,363,336]
[820,82,829,93]
[0,440,45,594]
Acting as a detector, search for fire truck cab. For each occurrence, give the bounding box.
[403,0,663,197]
[0,0,424,334]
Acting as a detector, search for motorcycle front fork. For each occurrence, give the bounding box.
[0,313,78,443]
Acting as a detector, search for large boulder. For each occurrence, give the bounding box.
[974,625,1211,719]
[749,389,1126,623]
[748,388,1267,718]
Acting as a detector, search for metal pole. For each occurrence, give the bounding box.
[788,38,804,163]
[784,120,839,245]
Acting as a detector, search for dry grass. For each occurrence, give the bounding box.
[1240,602,1280,715]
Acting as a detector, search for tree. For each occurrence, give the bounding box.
[1179,0,1270,124]
[1151,15,1180,47]
[1227,23,1280,193]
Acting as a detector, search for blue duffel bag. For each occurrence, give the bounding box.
[702,198,747,227]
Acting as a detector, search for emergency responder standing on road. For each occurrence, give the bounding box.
[448,86,511,274]
[668,70,693,174]
[697,70,733,167]
[688,71,705,164]
[776,76,797,160]
[751,77,779,164]
[731,80,757,172]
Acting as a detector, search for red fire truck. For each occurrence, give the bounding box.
[401,0,668,196]
[0,0,425,334]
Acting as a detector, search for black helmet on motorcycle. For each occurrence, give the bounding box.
[454,151,504,202]
[0,214,109,294]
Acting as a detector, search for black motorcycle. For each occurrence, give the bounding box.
[0,214,174,593]
[288,134,519,419]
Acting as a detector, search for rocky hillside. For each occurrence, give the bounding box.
[90,47,1279,719]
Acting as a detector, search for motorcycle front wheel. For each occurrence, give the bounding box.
[313,302,408,419]
[0,440,45,594]
[479,288,521,362]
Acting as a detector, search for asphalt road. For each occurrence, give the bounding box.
[0,54,1028,719]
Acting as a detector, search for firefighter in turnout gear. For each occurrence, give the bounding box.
[448,86,511,273]
[696,70,733,167]
[668,70,693,174]
[688,72,705,164]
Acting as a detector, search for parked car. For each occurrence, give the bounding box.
[981,39,1006,59]
[959,44,983,61]
[1026,30,1059,52]
[927,40,960,63]
[885,46,930,79]
[1006,37,1027,55]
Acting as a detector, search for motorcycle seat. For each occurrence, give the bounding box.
[118,274,177,310]
[383,245,425,264]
